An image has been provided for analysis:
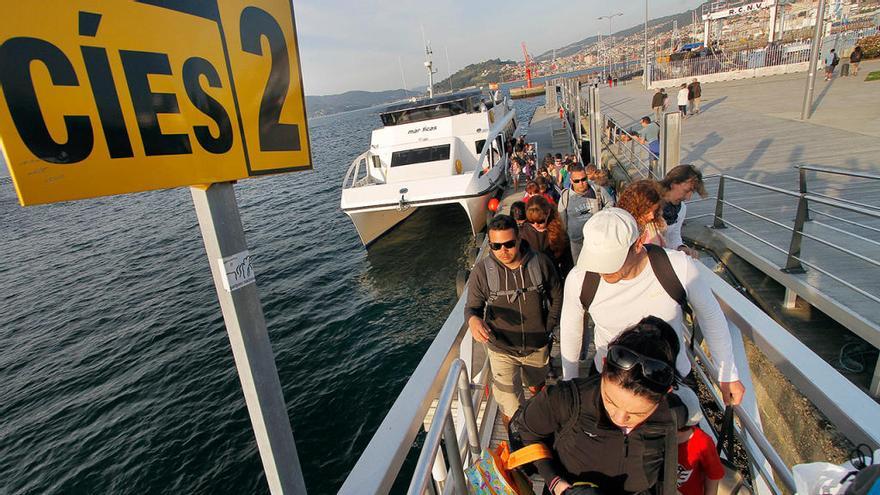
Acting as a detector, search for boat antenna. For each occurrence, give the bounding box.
[445,46,454,93]
[398,56,408,97]
[421,25,437,98]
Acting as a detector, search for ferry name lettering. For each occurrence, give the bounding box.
[406,125,438,135]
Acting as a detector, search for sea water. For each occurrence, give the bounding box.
[0,96,542,494]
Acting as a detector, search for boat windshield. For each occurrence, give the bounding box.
[380,92,491,126]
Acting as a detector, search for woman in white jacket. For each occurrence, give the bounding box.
[677,83,689,117]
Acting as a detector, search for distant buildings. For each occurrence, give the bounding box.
[499,0,879,83]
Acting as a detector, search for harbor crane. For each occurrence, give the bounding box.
[521,42,535,88]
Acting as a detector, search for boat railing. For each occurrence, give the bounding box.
[473,107,515,183]
[342,150,383,189]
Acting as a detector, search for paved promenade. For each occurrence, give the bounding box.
[594,61,880,392]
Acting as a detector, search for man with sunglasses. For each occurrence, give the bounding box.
[464,215,563,422]
[557,166,614,263]
[559,208,746,406]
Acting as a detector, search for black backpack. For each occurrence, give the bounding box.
[579,244,698,349]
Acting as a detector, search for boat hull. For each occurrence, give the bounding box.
[345,207,419,246]
[343,187,498,247]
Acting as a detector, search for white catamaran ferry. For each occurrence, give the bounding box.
[340,88,517,246]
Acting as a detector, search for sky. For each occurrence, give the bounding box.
[295,0,705,95]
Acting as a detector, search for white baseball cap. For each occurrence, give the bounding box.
[577,208,640,273]
[674,386,704,427]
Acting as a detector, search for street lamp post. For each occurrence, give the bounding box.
[801,0,827,120]
[598,12,623,79]
[644,0,649,89]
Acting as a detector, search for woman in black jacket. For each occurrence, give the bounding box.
[511,316,687,495]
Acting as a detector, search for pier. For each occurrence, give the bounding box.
[596,61,880,395]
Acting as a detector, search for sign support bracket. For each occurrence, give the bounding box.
[191,182,307,495]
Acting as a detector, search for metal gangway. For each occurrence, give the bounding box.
[338,80,880,495]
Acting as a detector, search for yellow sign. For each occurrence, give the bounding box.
[0,0,311,206]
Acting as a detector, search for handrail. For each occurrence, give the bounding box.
[691,344,799,493]
[340,237,494,495]
[601,114,658,180]
[719,175,800,198]
[342,150,375,189]
[338,295,471,494]
[689,345,795,495]
[797,164,880,182]
[407,360,480,495]
[712,173,880,275]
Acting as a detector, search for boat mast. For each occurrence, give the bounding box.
[424,41,436,98]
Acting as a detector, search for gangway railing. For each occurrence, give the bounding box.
[339,246,494,494]
[706,174,880,304]
[688,332,796,494]
[600,114,659,180]
[407,359,480,495]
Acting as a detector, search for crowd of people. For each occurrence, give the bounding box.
[465,162,743,495]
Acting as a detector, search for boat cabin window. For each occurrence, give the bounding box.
[475,140,486,154]
[381,99,470,126]
[371,155,382,168]
[391,144,451,167]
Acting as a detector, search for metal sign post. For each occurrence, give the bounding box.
[588,86,603,169]
[659,111,681,177]
[192,182,307,495]
[0,3,314,493]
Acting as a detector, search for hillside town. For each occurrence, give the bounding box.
[495,0,880,84]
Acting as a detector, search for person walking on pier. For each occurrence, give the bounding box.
[522,196,573,277]
[634,116,661,163]
[824,49,838,81]
[617,179,665,247]
[651,88,665,122]
[660,164,707,258]
[850,46,863,77]
[512,317,688,495]
[557,166,614,263]
[687,79,702,115]
[559,208,745,406]
[465,215,563,423]
[677,83,689,117]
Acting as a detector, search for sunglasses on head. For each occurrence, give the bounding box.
[606,345,674,388]
[489,240,517,250]
[571,178,587,184]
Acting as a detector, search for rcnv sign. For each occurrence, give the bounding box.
[703,1,775,21]
[0,0,311,206]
